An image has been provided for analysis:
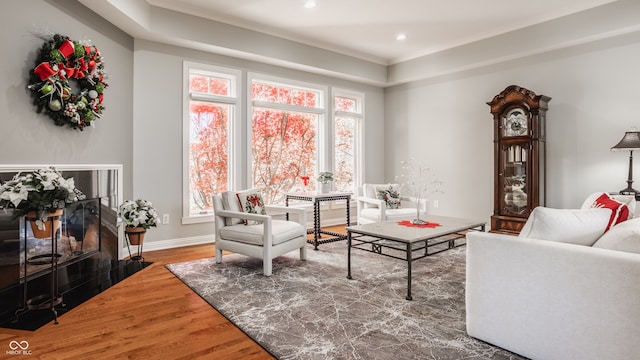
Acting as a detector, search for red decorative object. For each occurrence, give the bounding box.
[590,193,630,231]
[301,175,310,186]
[397,220,441,228]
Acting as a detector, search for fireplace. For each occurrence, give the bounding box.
[0,165,145,329]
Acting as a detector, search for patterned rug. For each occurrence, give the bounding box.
[166,243,525,360]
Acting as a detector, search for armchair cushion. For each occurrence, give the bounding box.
[221,189,258,225]
[236,191,267,225]
[219,220,305,246]
[376,184,401,209]
[362,183,400,208]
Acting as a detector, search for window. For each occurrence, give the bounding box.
[250,77,324,204]
[183,65,364,222]
[183,63,239,222]
[333,90,363,194]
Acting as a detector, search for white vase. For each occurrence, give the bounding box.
[320,182,331,193]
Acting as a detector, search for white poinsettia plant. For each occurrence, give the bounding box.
[0,166,85,229]
[317,172,334,183]
[118,199,159,229]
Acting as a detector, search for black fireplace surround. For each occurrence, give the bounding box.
[0,167,147,330]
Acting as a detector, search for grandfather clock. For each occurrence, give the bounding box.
[487,85,551,234]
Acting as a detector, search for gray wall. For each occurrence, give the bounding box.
[384,31,640,224]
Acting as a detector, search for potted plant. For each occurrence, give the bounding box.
[317,172,334,193]
[118,199,159,245]
[0,166,85,238]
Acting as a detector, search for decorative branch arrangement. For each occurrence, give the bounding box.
[395,159,444,224]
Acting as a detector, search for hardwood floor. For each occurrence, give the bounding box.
[0,226,346,359]
[0,243,274,359]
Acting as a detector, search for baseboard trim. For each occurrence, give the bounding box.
[120,217,348,257]
[121,234,214,257]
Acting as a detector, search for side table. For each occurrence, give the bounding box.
[285,192,351,250]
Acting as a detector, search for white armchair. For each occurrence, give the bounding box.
[356,183,428,224]
[212,190,307,276]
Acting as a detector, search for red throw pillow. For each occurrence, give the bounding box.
[590,193,630,231]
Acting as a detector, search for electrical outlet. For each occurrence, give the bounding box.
[433,200,439,208]
[162,214,169,224]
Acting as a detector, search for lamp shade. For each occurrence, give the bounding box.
[611,131,640,151]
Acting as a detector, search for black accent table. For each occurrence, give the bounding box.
[285,192,351,250]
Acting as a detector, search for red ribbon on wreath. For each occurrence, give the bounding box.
[58,39,75,58]
[33,62,56,81]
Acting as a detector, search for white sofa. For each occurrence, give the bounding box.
[466,201,640,360]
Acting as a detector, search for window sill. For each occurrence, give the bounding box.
[182,214,215,224]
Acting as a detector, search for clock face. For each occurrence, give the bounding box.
[503,108,528,137]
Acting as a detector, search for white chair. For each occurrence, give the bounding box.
[212,189,307,276]
[356,183,428,224]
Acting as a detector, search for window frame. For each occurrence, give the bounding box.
[331,87,364,208]
[247,73,329,201]
[182,61,241,224]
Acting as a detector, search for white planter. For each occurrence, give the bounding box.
[320,182,331,193]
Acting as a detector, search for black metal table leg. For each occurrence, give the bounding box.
[406,242,413,301]
[347,231,352,280]
[313,200,320,250]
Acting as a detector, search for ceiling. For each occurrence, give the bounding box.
[144,0,617,65]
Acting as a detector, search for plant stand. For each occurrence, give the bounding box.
[15,212,64,325]
[125,227,146,262]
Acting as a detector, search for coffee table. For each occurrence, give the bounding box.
[346,215,485,300]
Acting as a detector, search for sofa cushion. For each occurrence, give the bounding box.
[592,217,640,254]
[519,207,610,246]
[581,192,631,231]
[581,192,635,219]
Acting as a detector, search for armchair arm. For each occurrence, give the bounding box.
[357,196,386,208]
[214,209,270,223]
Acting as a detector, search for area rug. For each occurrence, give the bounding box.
[166,243,525,360]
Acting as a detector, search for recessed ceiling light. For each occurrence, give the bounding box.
[304,0,317,8]
[396,33,408,41]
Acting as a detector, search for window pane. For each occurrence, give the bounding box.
[190,75,208,93]
[335,96,357,112]
[252,81,321,108]
[251,107,317,204]
[335,116,355,192]
[208,78,229,96]
[189,101,229,214]
[189,73,230,96]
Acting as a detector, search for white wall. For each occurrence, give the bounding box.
[133,40,385,247]
[385,31,640,224]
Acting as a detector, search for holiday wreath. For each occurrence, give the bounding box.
[27,34,107,130]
